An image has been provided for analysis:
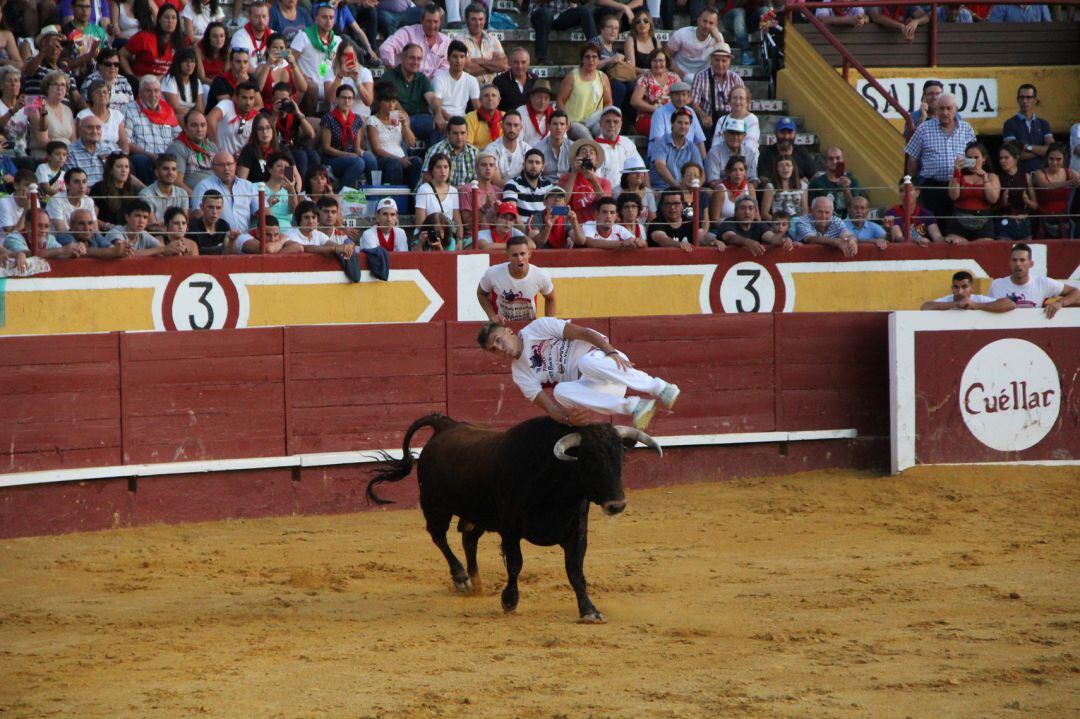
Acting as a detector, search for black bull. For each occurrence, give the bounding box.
[366,414,663,623]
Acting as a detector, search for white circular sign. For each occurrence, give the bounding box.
[171,274,227,331]
[959,339,1060,452]
[719,262,775,314]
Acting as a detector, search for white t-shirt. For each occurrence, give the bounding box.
[35,163,67,195]
[432,69,480,119]
[46,194,96,226]
[212,99,254,156]
[160,75,208,114]
[76,107,125,146]
[511,317,599,402]
[597,136,643,188]
[231,25,273,69]
[359,225,409,251]
[286,227,333,247]
[478,262,554,322]
[180,2,226,40]
[580,221,634,247]
[989,275,1066,309]
[414,182,459,218]
[291,29,343,92]
[932,294,996,305]
[335,72,374,118]
[484,138,531,182]
[0,197,23,230]
[666,27,723,77]
[368,113,406,158]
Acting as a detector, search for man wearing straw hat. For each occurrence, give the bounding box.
[557,137,611,224]
[517,79,555,146]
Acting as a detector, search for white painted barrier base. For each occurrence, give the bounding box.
[0,429,858,490]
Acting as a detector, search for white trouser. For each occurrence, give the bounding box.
[552,350,665,416]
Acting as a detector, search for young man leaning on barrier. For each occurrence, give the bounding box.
[920,270,1016,312]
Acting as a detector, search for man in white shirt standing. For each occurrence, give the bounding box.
[290,3,342,115]
[573,196,643,250]
[485,111,530,185]
[476,234,557,324]
[665,8,725,82]
[207,81,261,156]
[593,106,642,188]
[478,317,681,430]
[517,80,553,147]
[989,243,1078,319]
[431,40,480,133]
[46,168,97,232]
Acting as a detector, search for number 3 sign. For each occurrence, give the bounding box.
[170,274,228,330]
[719,262,776,313]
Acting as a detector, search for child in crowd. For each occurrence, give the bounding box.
[359,197,408,251]
[35,141,68,200]
[290,200,354,258]
[771,210,793,244]
[529,187,574,249]
[476,201,527,250]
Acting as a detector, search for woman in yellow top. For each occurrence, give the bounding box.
[556,44,611,133]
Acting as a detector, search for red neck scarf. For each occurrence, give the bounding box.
[477,107,502,140]
[525,104,552,140]
[595,135,620,147]
[179,132,211,164]
[332,107,357,148]
[490,226,512,245]
[139,99,179,127]
[229,105,259,127]
[376,227,396,251]
[223,70,240,90]
[245,24,270,55]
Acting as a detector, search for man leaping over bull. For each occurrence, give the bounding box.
[479,318,680,431]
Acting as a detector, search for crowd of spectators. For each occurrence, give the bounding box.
[0,0,1076,272]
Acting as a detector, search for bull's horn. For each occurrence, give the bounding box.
[553,433,582,461]
[614,426,663,457]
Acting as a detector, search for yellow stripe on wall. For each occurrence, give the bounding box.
[548,275,705,317]
[245,282,433,326]
[790,270,987,312]
[0,288,158,335]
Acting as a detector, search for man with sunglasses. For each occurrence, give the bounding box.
[648,188,713,252]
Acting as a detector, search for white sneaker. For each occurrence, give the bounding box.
[658,382,680,410]
[632,398,657,430]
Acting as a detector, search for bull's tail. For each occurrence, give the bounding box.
[365,414,457,505]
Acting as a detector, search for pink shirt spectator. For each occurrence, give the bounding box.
[459,182,502,233]
[379,25,451,78]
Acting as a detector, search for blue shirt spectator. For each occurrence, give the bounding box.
[647,133,705,191]
[937,5,973,22]
[986,4,1051,22]
[844,218,886,241]
[269,2,314,42]
[1003,93,1054,175]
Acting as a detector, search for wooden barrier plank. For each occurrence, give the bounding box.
[123,327,283,361]
[290,402,447,451]
[0,363,120,394]
[0,390,120,423]
[289,323,444,353]
[288,350,444,380]
[123,383,277,417]
[289,376,446,408]
[0,333,119,365]
[122,355,285,387]
[2,418,121,453]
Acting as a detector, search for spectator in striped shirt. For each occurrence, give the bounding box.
[502,149,556,223]
[689,43,744,138]
[124,75,183,186]
[904,92,976,224]
[63,115,121,187]
[794,196,857,256]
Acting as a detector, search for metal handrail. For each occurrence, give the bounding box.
[789,6,916,136]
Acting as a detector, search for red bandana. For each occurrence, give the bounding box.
[525,104,552,140]
[489,226,512,245]
[139,100,179,127]
[332,107,357,148]
[245,24,270,57]
[376,227,396,251]
[179,132,211,163]
[595,135,620,147]
[477,107,503,140]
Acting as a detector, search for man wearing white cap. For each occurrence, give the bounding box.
[690,44,744,137]
[648,82,708,162]
[359,198,409,252]
[593,105,643,188]
[705,116,759,187]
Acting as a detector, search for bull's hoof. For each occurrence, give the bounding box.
[468,575,483,593]
[578,610,606,624]
[453,576,473,593]
[501,588,518,613]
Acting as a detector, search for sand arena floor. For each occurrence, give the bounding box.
[1,467,1077,718]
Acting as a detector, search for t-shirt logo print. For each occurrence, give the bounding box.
[500,290,534,321]
[529,340,549,371]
